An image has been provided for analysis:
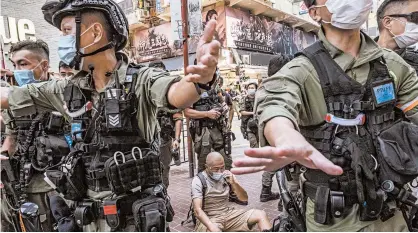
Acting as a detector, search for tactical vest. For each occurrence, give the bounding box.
[59,64,161,194]
[241,96,255,125]
[10,112,69,199]
[296,42,418,223]
[157,110,175,141]
[192,89,222,125]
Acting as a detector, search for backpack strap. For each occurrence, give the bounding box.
[181,172,208,226]
[197,172,207,211]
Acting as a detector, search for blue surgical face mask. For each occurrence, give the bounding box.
[210,172,224,181]
[58,34,77,66]
[14,62,43,86]
[57,24,97,68]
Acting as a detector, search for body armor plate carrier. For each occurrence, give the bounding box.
[296,41,418,225]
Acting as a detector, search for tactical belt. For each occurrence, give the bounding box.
[304,182,359,208]
[74,193,140,228]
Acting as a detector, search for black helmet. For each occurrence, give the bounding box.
[42,0,128,52]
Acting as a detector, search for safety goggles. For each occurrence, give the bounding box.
[386,11,418,24]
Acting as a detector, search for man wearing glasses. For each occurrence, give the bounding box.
[376,0,418,73]
[191,152,271,232]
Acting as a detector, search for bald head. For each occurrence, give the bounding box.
[206,152,224,168]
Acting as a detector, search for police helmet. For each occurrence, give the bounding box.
[42,0,129,52]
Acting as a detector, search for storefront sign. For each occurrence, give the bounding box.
[226,7,316,55]
[0,16,36,44]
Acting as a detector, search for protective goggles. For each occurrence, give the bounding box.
[386,11,418,24]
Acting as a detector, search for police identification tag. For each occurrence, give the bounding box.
[71,122,82,140]
[372,80,396,107]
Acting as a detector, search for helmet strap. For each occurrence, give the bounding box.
[73,11,82,70]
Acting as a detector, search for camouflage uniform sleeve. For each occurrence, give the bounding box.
[135,67,181,109]
[384,49,418,125]
[1,110,16,136]
[255,57,310,146]
[239,98,246,111]
[7,79,68,118]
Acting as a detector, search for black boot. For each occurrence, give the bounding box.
[260,185,280,202]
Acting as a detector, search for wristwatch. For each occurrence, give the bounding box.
[175,138,181,143]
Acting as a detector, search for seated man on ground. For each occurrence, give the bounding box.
[191,152,271,232]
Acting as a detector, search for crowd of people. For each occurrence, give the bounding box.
[1,0,418,232]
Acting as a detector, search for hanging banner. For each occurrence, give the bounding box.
[188,0,202,36]
[170,0,183,41]
[226,7,316,55]
[133,23,182,63]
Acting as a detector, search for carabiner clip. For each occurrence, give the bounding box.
[114,151,125,165]
[131,147,143,160]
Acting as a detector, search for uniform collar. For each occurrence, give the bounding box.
[70,52,129,92]
[318,28,383,71]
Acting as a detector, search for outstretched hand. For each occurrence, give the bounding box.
[231,146,343,176]
[185,20,220,84]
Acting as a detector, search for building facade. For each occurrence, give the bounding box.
[1,0,61,71]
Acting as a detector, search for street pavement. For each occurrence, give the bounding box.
[167,117,281,232]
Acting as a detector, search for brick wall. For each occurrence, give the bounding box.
[1,0,61,71]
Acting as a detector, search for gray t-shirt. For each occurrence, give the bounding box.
[191,171,230,215]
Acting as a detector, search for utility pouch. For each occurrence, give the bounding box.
[376,121,418,187]
[35,135,70,170]
[45,152,87,201]
[46,114,64,133]
[74,203,96,228]
[104,200,121,230]
[314,186,330,225]
[360,189,385,221]
[330,191,345,218]
[20,202,42,232]
[132,195,167,232]
[104,88,135,132]
[49,195,80,232]
[104,147,162,195]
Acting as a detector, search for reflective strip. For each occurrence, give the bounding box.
[397,96,418,112]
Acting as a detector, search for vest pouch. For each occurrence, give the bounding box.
[104,88,134,132]
[45,152,87,201]
[376,121,418,187]
[132,195,167,232]
[35,135,70,170]
[105,147,162,195]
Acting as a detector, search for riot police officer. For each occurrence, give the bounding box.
[376,0,418,73]
[233,0,418,231]
[240,82,279,202]
[0,0,220,231]
[149,61,184,188]
[156,109,183,187]
[0,39,66,231]
[185,70,233,173]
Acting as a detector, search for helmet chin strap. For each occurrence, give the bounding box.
[70,11,115,70]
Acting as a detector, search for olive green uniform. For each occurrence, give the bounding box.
[5,53,181,232]
[255,29,418,231]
